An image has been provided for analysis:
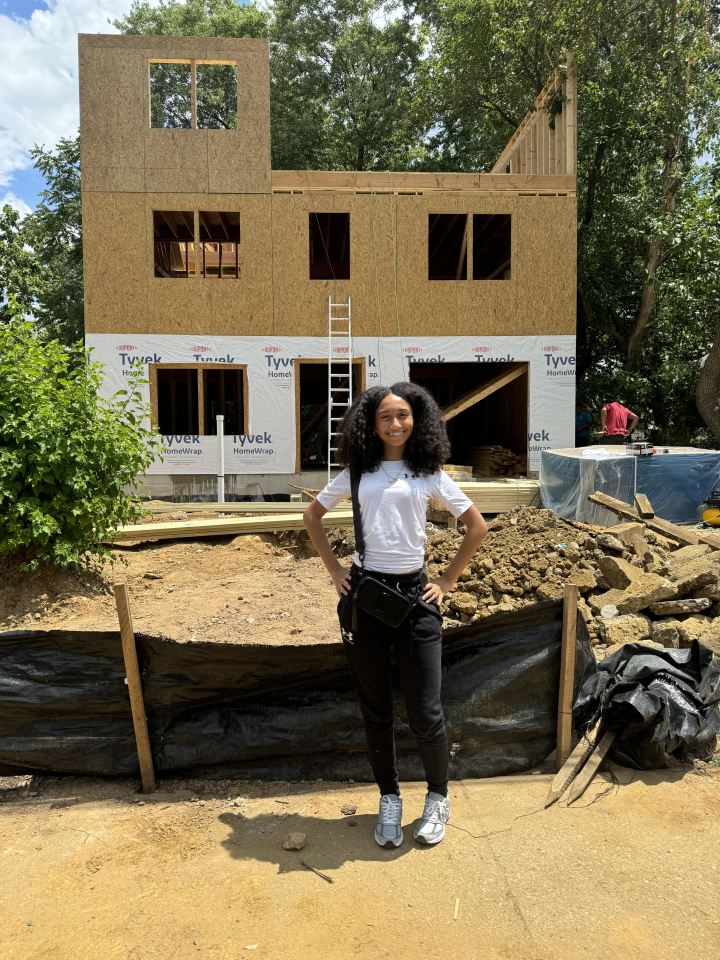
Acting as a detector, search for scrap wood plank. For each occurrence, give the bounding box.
[108,510,354,544]
[566,729,618,805]
[545,719,601,808]
[142,501,348,514]
[113,584,156,793]
[556,584,579,768]
[634,492,654,519]
[588,492,702,547]
[441,365,527,422]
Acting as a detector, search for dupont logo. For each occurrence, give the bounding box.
[473,345,491,353]
[403,346,422,354]
[190,345,211,353]
[116,344,136,351]
[263,346,282,353]
[543,345,560,352]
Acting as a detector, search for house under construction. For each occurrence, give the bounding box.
[79,34,577,497]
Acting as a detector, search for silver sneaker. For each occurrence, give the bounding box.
[375,794,403,848]
[414,792,450,845]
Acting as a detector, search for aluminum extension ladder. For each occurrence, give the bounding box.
[327,295,353,480]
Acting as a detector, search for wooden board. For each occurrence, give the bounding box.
[116,480,541,542]
[545,718,600,808]
[588,492,703,547]
[113,583,156,793]
[271,170,576,194]
[556,584,579,767]
[441,364,527,422]
[566,729,618,805]
[108,510,354,544]
[634,493,654,519]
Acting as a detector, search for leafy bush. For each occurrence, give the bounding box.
[0,321,161,568]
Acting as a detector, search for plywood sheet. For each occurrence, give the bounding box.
[79,35,271,197]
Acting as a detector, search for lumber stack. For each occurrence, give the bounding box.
[433,478,540,514]
[108,509,354,544]
[443,464,475,482]
[466,445,523,477]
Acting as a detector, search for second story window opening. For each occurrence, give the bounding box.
[149,60,238,130]
[473,214,512,280]
[200,211,240,278]
[428,213,513,281]
[309,212,350,280]
[153,211,195,278]
[428,214,468,280]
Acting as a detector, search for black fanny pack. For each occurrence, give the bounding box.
[353,574,417,629]
[349,470,420,631]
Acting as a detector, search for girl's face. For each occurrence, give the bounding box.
[375,393,414,456]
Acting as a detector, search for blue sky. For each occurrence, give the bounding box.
[0,0,156,213]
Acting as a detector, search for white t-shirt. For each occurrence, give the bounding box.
[316,463,474,574]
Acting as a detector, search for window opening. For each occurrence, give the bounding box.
[153,211,196,278]
[196,63,237,129]
[149,62,192,129]
[298,360,363,469]
[203,368,244,434]
[473,214,511,280]
[428,214,468,280]
[199,211,240,278]
[309,213,350,280]
[149,60,237,130]
[156,368,199,434]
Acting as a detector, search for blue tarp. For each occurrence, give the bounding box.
[540,447,720,524]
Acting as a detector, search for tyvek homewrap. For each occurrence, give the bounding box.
[86,334,576,475]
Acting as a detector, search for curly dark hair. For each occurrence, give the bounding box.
[336,382,451,476]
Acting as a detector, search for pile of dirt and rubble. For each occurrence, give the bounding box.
[428,505,720,659]
[2,505,720,659]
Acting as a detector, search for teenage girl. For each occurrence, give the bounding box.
[304,383,487,848]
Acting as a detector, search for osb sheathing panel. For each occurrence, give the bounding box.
[394,194,576,337]
[79,35,270,196]
[270,192,575,339]
[79,45,147,193]
[271,193,397,338]
[83,193,273,335]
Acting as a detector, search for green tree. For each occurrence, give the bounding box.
[20,136,84,344]
[423,0,720,441]
[0,204,41,323]
[0,321,161,569]
[115,0,426,170]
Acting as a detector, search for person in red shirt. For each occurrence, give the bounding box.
[601,401,639,444]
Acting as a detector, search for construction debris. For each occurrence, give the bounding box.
[420,504,720,660]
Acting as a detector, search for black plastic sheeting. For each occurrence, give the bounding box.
[0,601,594,780]
[574,641,720,769]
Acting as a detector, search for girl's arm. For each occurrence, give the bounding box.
[423,505,488,604]
[303,499,352,596]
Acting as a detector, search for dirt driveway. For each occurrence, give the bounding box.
[1,767,719,960]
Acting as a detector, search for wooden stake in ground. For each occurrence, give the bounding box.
[566,729,618,805]
[556,584,579,769]
[545,718,600,808]
[113,583,156,794]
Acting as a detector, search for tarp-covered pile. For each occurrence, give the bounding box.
[575,641,720,768]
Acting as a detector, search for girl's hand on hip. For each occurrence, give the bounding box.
[331,565,352,597]
[423,576,451,605]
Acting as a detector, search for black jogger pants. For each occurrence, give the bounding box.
[338,566,448,797]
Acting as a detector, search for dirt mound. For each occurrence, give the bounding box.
[3,505,720,661]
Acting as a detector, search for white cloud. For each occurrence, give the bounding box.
[0,1,157,189]
[1,191,33,217]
